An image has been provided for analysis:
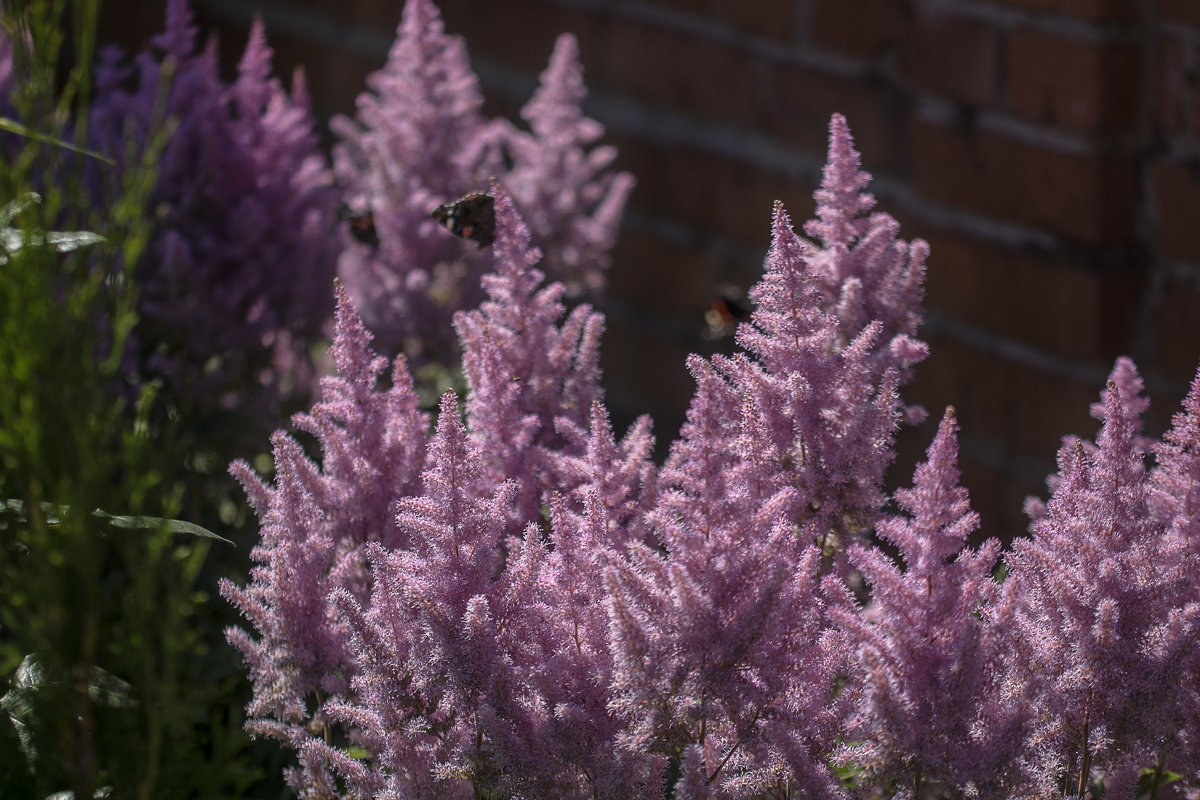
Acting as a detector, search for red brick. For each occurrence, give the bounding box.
[1157,34,1190,136]
[909,118,1139,245]
[988,0,1139,24]
[1152,160,1200,264]
[639,0,722,18]
[954,452,1047,546]
[601,316,700,429]
[900,13,998,105]
[599,19,764,130]
[440,0,604,79]
[1152,273,1200,383]
[811,0,893,59]
[608,229,726,329]
[613,134,809,248]
[915,227,1143,362]
[1006,29,1141,135]
[98,0,165,51]
[909,333,1101,463]
[716,0,798,44]
[262,28,380,118]
[1192,60,1200,140]
[1160,0,1200,27]
[766,61,897,173]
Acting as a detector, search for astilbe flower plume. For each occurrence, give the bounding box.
[453,182,605,527]
[307,392,544,798]
[653,117,927,557]
[89,0,339,420]
[218,285,428,790]
[997,358,1200,798]
[599,130,931,791]
[1148,371,1200,786]
[802,113,928,418]
[226,188,665,797]
[607,483,843,799]
[826,408,1006,797]
[713,198,908,551]
[503,32,634,295]
[332,0,631,361]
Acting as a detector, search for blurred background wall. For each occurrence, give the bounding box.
[100,0,1200,542]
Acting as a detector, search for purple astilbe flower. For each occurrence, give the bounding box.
[803,114,928,414]
[999,358,1200,798]
[720,199,905,549]
[0,23,12,118]
[227,194,651,797]
[332,0,630,362]
[548,400,657,544]
[607,485,843,798]
[826,408,1006,797]
[503,33,635,295]
[654,117,927,556]
[504,489,666,799]
[1149,368,1200,788]
[308,392,568,799]
[89,0,339,420]
[219,286,428,786]
[1152,368,1200,557]
[453,183,604,526]
[331,0,500,359]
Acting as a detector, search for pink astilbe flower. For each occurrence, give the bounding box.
[306,391,549,798]
[453,183,604,526]
[89,0,338,419]
[504,32,635,295]
[803,114,928,412]
[513,490,666,799]
[826,408,1005,797]
[332,0,630,362]
[1152,368,1200,559]
[219,286,428,790]
[718,199,906,549]
[654,117,927,556]
[331,0,500,359]
[227,194,654,797]
[999,358,1200,798]
[1149,368,1200,788]
[607,484,843,798]
[548,400,657,544]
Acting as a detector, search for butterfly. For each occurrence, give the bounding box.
[340,204,379,248]
[432,192,496,248]
[704,288,752,338]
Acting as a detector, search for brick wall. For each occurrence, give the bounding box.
[101,0,1200,542]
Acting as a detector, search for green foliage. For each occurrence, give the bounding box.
[0,2,262,797]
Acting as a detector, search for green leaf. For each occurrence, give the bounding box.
[0,192,40,227]
[89,509,235,545]
[0,117,116,165]
[0,192,107,264]
[0,499,61,525]
[0,500,234,544]
[1137,766,1182,797]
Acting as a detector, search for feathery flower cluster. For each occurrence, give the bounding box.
[332,0,632,361]
[826,409,1007,797]
[997,359,1200,797]
[88,0,339,417]
[226,116,1200,799]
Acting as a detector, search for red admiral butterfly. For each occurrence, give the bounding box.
[432,192,496,248]
[704,288,752,339]
[340,204,379,248]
